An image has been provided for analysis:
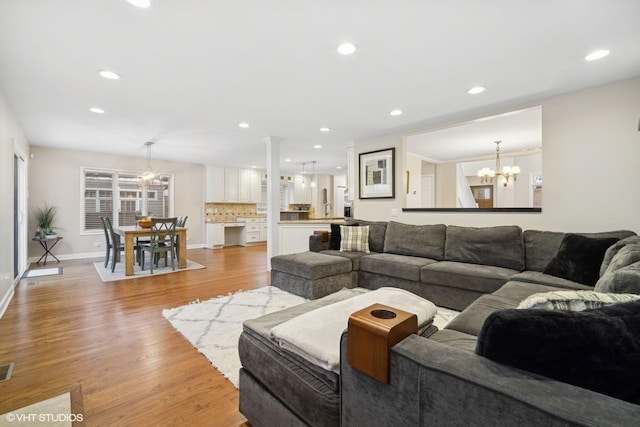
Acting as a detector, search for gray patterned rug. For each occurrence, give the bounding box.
[162,286,459,388]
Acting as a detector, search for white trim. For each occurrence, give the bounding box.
[0,282,16,319]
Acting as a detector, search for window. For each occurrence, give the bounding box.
[81,168,173,233]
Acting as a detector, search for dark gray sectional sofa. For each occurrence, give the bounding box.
[239,220,640,426]
[312,220,630,310]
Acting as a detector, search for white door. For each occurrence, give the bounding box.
[421,174,435,208]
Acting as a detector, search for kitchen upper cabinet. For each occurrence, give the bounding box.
[205,166,225,202]
[207,166,263,203]
[238,169,262,203]
[223,168,239,202]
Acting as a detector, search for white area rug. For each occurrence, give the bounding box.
[163,287,459,388]
[93,259,205,282]
[0,393,71,427]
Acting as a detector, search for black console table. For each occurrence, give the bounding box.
[32,236,63,265]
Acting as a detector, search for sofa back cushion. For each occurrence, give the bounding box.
[523,229,636,272]
[383,221,446,260]
[595,236,640,294]
[444,225,524,270]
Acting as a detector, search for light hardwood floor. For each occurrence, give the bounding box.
[0,246,269,426]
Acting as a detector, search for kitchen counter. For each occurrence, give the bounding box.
[279,218,345,224]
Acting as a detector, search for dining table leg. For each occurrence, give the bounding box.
[125,233,135,276]
[178,229,187,269]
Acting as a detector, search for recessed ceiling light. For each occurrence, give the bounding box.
[319,127,331,132]
[238,122,250,128]
[468,86,486,95]
[337,43,356,55]
[389,109,403,116]
[126,0,151,8]
[336,166,343,169]
[585,49,610,61]
[251,165,257,169]
[285,158,292,162]
[98,70,121,80]
[89,107,105,114]
[313,144,322,149]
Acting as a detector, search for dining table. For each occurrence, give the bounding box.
[114,225,188,276]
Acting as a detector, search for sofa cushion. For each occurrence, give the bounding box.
[320,250,369,271]
[383,221,446,260]
[429,329,477,352]
[595,236,640,294]
[340,225,370,253]
[444,294,518,337]
[350,219,388,253]
[518,290,640,311]
[543,234,618,286]
[421,261,517,294]
[444,225,524,271]
[599,235,640,276]
[476,301,640,404]
[596,262,640,295]
[523,229,636,273]
[492,281,588,304]
[508,271,592,290]
[271,251,352,280]
[360,253,437,282]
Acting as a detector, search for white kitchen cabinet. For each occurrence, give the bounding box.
[238,169,262,203]
[225,168,239,202]
[205,166,225,202]
[205,223,224,249]
[238,217,266,246]
[259,217,267,241]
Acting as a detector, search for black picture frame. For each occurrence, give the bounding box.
[359,148,395,199]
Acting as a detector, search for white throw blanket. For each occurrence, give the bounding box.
[269,287,437,373]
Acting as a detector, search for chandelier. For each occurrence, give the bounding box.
[140,141,159,184]
[477,140,520,187]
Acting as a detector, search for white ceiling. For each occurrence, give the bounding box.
[0,1,639,175]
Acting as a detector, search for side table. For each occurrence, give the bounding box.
[32,236,63,265]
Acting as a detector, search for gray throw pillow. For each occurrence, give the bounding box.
[595,237,640,294]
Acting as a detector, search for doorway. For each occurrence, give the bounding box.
[13,153,27,279]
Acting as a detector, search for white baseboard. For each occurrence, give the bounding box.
[28,245,206,264]
[0,284,16,320]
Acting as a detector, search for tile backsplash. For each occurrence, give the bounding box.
[205,202,261,222]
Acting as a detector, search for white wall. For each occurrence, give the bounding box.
[354,77,640,233]
[27,146,205,259]
[0,90,30,317]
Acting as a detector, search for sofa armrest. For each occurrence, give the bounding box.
[340,333,640,427]
[309,234,331,252]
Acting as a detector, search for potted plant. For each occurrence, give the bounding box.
[34,204,58,238]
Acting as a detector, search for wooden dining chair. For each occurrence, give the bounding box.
[100,216,124,272]
[140,217,178,274]
[175,215,188,256]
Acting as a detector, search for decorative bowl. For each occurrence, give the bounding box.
[137,219,152,228]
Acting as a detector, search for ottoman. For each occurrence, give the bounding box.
[271,251,353,299]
